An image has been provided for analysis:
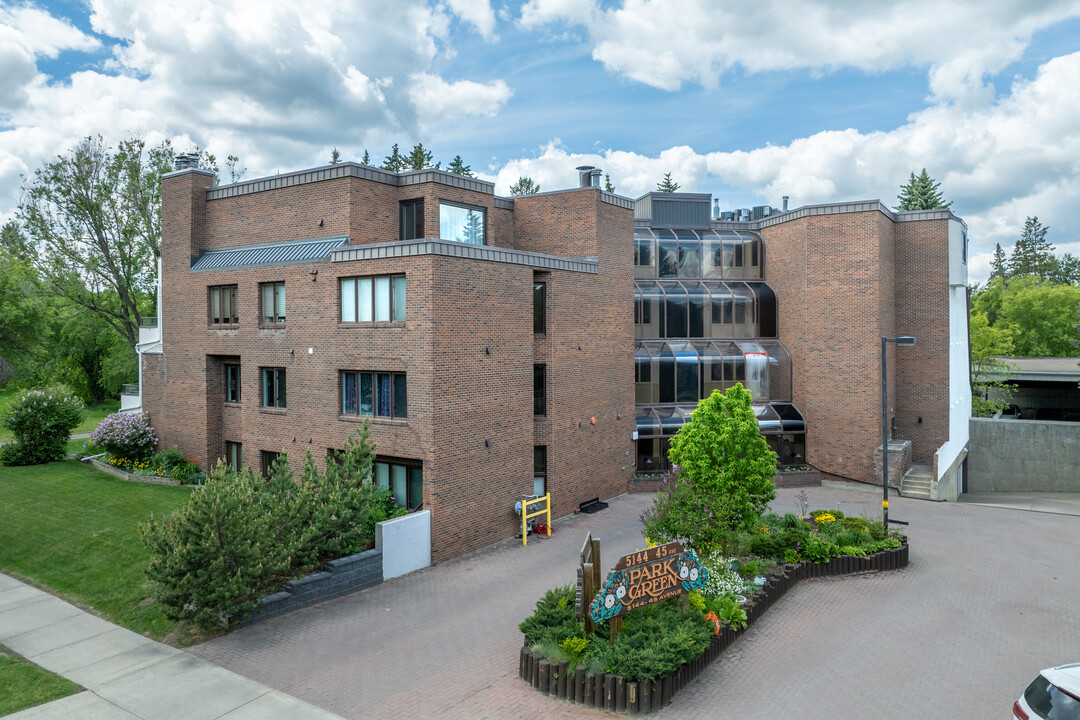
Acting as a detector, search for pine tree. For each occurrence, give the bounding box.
[461,210,484,244]
[896,169,951,211]
[406,143,438,171]
[989,243,1007,281]
[361,149,371,166]
[510,177,540,195]
[604,174,615,193]
[330,147,341,165]
[447,155,473,177]
[381,143,406,172]
[1007,216,1056,280]
[657,173,680,192]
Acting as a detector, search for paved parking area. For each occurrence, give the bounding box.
[189,487,1080,719]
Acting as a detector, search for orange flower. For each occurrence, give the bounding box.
[704,611,720,635]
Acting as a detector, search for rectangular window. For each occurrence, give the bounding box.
[261,450,281,476]
[340,275,405,323]
[260,282,285,324]
[534,446,547,497]
[534,364,546,416]
[209,285,238,325]
[400,199,424,240]
[373,458,423,510]
[533,281,546,334]
[261,367,286,408]
[340,371,406,419]
[439,201,486,245]
[225,364,241,403]
[226,442,242,472]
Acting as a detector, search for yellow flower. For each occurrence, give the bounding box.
[816,513,837,524]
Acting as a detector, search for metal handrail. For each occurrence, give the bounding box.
[121,383,139,395]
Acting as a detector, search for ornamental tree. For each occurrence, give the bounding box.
[0,386,84,465]
[642,384,777,553]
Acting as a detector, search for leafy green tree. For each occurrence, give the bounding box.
[330,147,341,164]
[989,243,1007,282]
[895,168,951,211]
[381,143,407,172]
[656,173,680,192]
[361,149,371,165]
[0,386,84,465]
[510,176,540,195]
[224,154,245,183]
[406,143,438,170]
[1008,216,1056,280]
[642,385,776,553]
[969,311,1016,416]
[604,174,615,193]
[447,154,473,177]
[0,245,45,380]
[19,135,182,350]
[1,220,34,259]
[1000,280,1080,355]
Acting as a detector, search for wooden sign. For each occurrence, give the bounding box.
[589,542,709,623]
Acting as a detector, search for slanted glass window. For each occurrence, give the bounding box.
[400,199,424,240]
[634,230,656,278]
[340,275,405,323]
[261,367,286,408]
[657,230,678,278]
[225,364,241,403]
[439,201,486,245]
[534,446,547,496]
[534,364,546,416]
[340,371,406,419]
[260,282,285,324]
[226,442,242,472]
[209,285,238,325]
[534,281,546,334]
[676,230,700,277]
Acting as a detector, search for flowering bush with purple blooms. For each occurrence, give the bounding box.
[0,386,85,465]
[91,412,157,460]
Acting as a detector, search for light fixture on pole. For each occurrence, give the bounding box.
[881,336,915,527]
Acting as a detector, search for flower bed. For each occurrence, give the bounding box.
[518,540,909,713]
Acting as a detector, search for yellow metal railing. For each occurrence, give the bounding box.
[521,493,551,546]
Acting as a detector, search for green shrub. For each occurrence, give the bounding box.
[838,516,870,532]
[90,412,157,460]
[0,386,84,466]
[714,595,748,630]
[604,600,712,682]
[810,509,844,521]
[519,585,583,647]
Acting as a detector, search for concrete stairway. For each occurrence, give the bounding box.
[900,464,934,499]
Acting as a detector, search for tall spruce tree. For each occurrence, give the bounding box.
[1007,216,1056,280]
[361,149,371,165]
[381,143,406,172]
[896,168,951,211]
[657,173,680,192]
[447,154,473,177]
[989,243,1008,281]
[329,147,341,164]
[406,143,438,170]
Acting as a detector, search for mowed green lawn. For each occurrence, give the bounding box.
[0,648,81,716]
[0,459,193,642]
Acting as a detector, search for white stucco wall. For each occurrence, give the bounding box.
[935,219,971,495]
[376,510,431,581]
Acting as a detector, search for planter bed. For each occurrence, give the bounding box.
[84,457,182,485]
[518,541,909,714]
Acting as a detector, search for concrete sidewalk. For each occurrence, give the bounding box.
[0,574,344,720]
[957,491,1080,516]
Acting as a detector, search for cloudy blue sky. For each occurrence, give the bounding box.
[2,0,1080,283]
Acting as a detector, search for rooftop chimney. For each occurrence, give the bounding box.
[576,165,596,188]
[713,199,720,219]
[173,153,200,171]
[590,168,602,188]
[782,195,789,212]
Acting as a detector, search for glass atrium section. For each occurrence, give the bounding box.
[634,228,762,280]
[439,202,486,245]
[634,280,775,339]
[634,339,791,405]
[634,404,806,473]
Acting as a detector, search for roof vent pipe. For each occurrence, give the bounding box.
[576,165,595,188]
[713,199,720,219]
[782,195,789,212]
[590,168,602,187]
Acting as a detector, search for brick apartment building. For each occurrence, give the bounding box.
[139,160,969,563]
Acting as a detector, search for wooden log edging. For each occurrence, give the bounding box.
[518,540,908,714]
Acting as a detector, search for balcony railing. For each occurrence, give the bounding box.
[121,383,139,395]
[139,318,158,328]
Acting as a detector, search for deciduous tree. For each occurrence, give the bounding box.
[510,176,540,195]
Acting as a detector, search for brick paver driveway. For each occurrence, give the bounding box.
[189,486,1080,719]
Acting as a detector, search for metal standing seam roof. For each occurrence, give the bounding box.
[190,236,349,272]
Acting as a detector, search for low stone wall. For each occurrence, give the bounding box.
[519,542,909,713]
[968,418,1080,493]
[84,458,182,486]
[238,549,383,627]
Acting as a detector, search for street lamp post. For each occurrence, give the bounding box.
[881,336,916,527]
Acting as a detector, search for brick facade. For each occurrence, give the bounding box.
[144,166,634,562]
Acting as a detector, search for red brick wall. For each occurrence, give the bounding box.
[150,170,634,563]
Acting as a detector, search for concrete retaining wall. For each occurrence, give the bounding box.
[968,418,1080,493]
[377,510,431,580]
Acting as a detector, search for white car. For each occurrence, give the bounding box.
[1014,663,1080,719]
